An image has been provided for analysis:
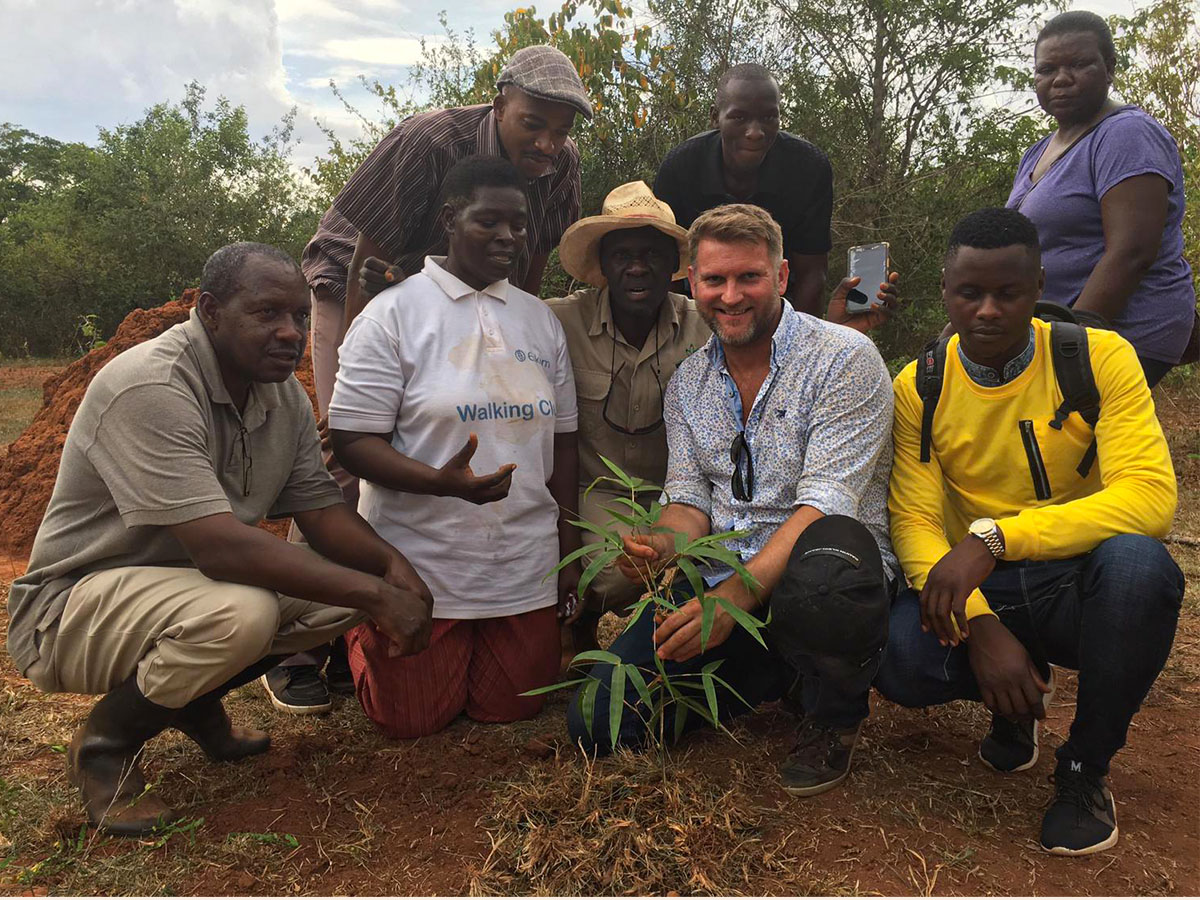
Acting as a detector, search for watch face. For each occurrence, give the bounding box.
[971,517,996,536]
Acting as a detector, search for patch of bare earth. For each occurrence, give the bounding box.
[0,374,1196,896]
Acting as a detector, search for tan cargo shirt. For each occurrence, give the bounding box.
[543,287,710,500]
[6,309,343,675]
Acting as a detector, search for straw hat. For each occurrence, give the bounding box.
[558,181,689,287]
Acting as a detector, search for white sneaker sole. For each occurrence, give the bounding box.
[979,669,1057,774]
[1043,823,1120,857]
[259,674,333,715]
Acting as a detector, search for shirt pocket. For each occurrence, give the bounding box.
[574,368,611,449]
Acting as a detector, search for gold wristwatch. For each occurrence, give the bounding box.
[968,517,1005,559]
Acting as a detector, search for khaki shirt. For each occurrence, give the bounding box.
[6,309,343,675]
[544,287,710,496]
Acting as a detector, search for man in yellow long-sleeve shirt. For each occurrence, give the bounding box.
[877,208,1184,857]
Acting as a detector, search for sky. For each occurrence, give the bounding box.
[0,0,1146,169]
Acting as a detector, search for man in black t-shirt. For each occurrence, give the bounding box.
[654,64,833,316]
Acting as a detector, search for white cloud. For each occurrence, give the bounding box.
[307,35,443,66]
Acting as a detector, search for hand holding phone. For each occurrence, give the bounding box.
[846,243,890,314]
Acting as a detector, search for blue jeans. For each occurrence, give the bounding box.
[566,551,890,754]
[875,535,1183,774]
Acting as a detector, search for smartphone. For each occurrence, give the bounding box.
[846,242,890,314]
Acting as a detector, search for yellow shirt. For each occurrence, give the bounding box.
[889,318,1176,619]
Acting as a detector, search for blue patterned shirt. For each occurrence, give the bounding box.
[662,302,898,584]
[957,326,1037,386]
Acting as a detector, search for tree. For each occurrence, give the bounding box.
[0,84,322,354]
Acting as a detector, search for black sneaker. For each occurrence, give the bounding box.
[260,665,332,715]
[323,654,356,697]
[1040,762,1119,856]
[980,669,1055,773]
[779,719,861,797]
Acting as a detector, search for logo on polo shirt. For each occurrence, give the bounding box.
[514,348,550,369]
[456,398,555,422]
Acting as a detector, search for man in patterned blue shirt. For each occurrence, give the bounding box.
[567,204,899,797]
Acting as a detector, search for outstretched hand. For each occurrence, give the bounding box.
[827,271,900,333]
[437,433,516,504]
[359,255,405,301]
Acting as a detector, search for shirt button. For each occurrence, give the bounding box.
[634,404,640,411]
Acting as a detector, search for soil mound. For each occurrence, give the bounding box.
[0,291,317,556]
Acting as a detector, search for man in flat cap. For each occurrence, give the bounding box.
[546,182,712,660]
[270,46,593,714]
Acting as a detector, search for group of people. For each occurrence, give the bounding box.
[7,9,1191,863]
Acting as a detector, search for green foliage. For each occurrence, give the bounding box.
[528,457,766,753]
[0,83,322,355]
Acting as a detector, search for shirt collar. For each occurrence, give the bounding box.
[590,286,683,347]
[181,308,280,427]
[705,300,799,373]
[699,130,787,200]
[957,325,1037,387]
[424,255,509,302]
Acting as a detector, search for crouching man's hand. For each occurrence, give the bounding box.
[967,616,1050,720]
[351,571,433,658]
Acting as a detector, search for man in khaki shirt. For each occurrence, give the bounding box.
[7,244,433,837]
[546,182,711,655]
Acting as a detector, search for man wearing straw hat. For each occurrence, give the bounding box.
[547,181,712,660]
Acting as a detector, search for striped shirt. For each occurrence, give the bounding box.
[301,104,581,301]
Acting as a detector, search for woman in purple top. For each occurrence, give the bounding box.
[1007,10,1196,387]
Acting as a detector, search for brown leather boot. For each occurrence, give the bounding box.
[173,656,281,761]
[175,697,269,762]
[67,677,179,836]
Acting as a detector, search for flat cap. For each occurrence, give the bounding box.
[496,45,593,119]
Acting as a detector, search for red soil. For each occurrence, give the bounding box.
[0,292,317,555]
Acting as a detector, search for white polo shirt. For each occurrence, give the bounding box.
[329,256,578,619]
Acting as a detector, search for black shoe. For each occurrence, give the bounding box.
[323,656,356,697]
[980,669,1055,773]
[779,719,861,797]
[260,665,332,715]
[1040,762,1119,856]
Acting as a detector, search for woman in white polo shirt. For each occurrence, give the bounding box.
[327,156,581,738]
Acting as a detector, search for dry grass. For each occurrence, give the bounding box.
[468,746,848,897]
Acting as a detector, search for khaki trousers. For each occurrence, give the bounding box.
[26,566,365,709]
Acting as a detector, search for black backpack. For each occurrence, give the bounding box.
[916,302,1109,482]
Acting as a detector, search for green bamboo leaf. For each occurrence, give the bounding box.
[597,454,638,487]
[544,543,607,581]
[578,546,623,598]
[648,500,662,521]
[707,672,755,712]
[625,664,653,709]
[600,508,641,528]
[701,671,719,724]
[716,596,769,649]
[678,696,717,727]
[607,495,650,517]
[570,518,623,541]
[520,677,587,696]
[673,696,689,741]
[608,664,627,750]
[569,648,623,666]
[698,593,716,651]
[674,556,706,604]
[579,678,600,739]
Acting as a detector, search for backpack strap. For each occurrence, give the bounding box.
[1048,321,1101,478]
[916,336,949,463]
